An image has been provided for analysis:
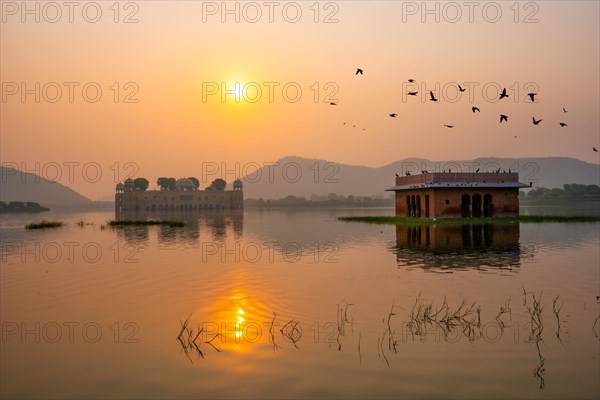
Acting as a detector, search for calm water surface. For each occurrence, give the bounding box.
[1,208,599,399]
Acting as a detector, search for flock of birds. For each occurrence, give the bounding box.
[330,68,598,153]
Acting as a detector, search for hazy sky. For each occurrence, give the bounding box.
[1,0,599,199]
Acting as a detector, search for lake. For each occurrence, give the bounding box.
[1,208,599,399]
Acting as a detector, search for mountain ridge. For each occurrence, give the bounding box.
[0,166,92,205]
[241,156,600,199]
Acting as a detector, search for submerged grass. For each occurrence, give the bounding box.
[108,220,185,227]
[338,215,600,225]
[25,220,65,229]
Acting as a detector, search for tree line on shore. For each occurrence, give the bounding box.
[0,201,49,213]
[520,184,600,201]
[245,193,395,207]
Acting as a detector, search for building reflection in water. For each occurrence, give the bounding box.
[113,210,243,246]
[393,223,531,270]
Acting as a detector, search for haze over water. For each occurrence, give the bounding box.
[1,209,598,399]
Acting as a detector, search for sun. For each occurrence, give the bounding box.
[222,79,247,104]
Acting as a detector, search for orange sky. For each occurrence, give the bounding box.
[1,1,599,199]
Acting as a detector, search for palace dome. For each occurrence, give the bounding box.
[176,178,195,190]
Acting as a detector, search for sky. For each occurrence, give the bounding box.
[1,0,599,199]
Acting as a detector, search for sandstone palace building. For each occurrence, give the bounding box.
[386,172,529,219]
[115,178,243,213]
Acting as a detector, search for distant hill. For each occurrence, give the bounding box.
[241,156,600,199]
[0,166,92,206]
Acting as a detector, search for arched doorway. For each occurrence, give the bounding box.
[406,195,410,217]
[483,194,493,217]
[461,194,471,217]
[472,194,482,218]
[410,195,416,217]
[416,195,421,218]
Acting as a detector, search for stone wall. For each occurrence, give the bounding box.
[395,187,520,219]
[116,189,243,212]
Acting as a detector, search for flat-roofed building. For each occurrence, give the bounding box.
[386,172,529,219]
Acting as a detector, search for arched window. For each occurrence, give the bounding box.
[472,194,482,218]
[461,194,471,218]
[483,194,493,217]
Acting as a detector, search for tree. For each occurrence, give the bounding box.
[209,178,227,191]
[157,177,169,191]
[157,177,176,191]
[134,177,149,191]
[167,178,177,191]
[187,177,200,190]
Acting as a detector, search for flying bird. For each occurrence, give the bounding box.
[475,168,480,173]
[559,122,568,127]
[472,106,480,113]
[408,79,415,83]
[594,147,598,152]
[532,117,542,125]
[329,102,337,105]
[458,85,466,92]
[389,113,398,117]
[563,107,568,113]
[429,91,438,102]
[500,114,508,123]
[527,93,537,102]
[356,68,363,75]
[499,88,509,99]
[444,124,454,128]
[407,91,418,96]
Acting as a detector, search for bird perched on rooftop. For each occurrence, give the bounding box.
[476,168,480,173]
[429,91,438,102]
[395,173,400,177]
[472,106,480,113]
[499,88,509,99]
[500,114,508,123]
[356,68,363,75]
[532,117,542,125]
[405,171,411,176]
